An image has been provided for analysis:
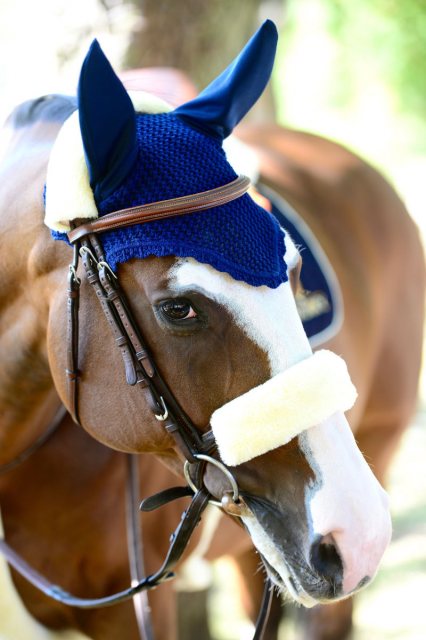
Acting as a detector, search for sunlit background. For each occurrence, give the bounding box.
[0,0,425,638]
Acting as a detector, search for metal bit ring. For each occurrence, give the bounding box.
[183,453,239,508]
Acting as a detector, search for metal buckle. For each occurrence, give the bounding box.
[79,247,117,280]
[68,265,81,286]
[183,453,240,509]
[68,243,81,286]
[79,245,98,264]
[154,396,169,422]
[97,260,118,280]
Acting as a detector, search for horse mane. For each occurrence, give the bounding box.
[6,94,77,129]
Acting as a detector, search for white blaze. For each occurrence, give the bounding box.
[170,235,311,376]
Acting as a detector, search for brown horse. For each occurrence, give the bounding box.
[0,22,424,640]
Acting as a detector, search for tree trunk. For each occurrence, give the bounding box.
[122,0,282,122]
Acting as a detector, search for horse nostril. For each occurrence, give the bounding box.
[310,534,343,583]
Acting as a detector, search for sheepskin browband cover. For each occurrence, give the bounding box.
[210,349,357,466]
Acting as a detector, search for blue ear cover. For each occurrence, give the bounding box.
[77,39,138,202]
[174,20,278,139]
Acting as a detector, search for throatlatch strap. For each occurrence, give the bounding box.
[0,488,210,608]
[0,405,67,475]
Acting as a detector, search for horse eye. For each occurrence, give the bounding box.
[160,299,197,321]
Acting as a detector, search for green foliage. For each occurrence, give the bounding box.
[275,0,426,159]
[314,0,426,119]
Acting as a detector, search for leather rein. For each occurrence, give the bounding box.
[0,175,273,639]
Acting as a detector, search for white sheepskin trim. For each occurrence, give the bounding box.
[223,135,260,184]
[127,90,172,115]
[44,91,172,232]
[44,110,97,231]
[210,349,357,466]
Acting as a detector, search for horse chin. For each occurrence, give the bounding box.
[261,557,319,608]
[242,515,319,609]
[240,507,366,609]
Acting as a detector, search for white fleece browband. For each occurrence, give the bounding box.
[44,91,172,232]
[210,350,357,466]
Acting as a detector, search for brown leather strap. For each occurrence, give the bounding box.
[80,235,207,461]
[67,175,250,243]
[80,244,140,386]
[253,578,274,640]
[98,263,155,380]
[125,455,154,640]
[0,487,211,608]
[66,246,81,424]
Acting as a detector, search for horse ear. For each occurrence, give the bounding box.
[78,39,138,202]
[174,20,278,139]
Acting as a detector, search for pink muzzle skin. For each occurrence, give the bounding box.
[299,411,392,598]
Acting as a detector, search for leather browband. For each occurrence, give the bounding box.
[67,175,250,243]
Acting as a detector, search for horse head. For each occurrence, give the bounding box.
[44,21,391,607]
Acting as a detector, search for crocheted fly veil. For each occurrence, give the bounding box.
[45,20,288,288]
[45,21,357,465]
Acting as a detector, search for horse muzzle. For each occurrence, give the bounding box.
[240,492,380,607]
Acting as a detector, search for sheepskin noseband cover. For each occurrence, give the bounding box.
[210,349,357,466]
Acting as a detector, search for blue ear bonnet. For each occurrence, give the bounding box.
[95,112,287,287]
[52,20,289,288]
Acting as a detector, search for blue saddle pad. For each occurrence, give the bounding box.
[258,184,343,346]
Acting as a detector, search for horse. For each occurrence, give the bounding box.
[0,19,423,640]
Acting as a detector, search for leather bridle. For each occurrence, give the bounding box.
[0,175,273,639]
[66,175,251,463]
